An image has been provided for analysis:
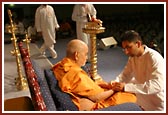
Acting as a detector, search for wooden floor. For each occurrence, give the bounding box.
[4,96,34,111]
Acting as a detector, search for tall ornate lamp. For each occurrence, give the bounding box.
[7,9,28,90]
[22,32,31,55]
[83,22,105,82]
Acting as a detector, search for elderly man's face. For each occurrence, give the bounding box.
[76,45,88,67]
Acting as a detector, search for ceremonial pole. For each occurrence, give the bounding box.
[83,22,105,82]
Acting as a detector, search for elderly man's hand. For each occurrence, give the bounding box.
[98,83,112,90]
[111,82,125,91]
[97,80,113,90]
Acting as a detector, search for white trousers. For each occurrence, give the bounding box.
[40,43,57,58]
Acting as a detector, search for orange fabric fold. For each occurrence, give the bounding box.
[52,58,137,110]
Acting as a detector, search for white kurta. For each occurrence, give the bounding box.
[72,4,97,44]
[35,5,59,47]
[115,45,165,111]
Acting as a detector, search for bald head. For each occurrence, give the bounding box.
[66,39,88,58]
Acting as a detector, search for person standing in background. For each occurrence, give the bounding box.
[72,4,97,61]
[27,21,37,43]
[35,4,59,59]
[14,18,25,35]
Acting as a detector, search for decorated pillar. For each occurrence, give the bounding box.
[7,9,28,90]
[83,22,105,82]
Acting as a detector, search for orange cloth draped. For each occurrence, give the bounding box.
[52,58,137,110]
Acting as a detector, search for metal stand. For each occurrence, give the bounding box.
[23,33,31,55]
[7,9,28,90]
[83,25,105,82]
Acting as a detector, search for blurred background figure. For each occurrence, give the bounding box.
[59,19,73,38]
[72,4,97,61]
[35,4,60,59]
[72,4,97,43]
[27,20,37,43]
[14,18,25,35]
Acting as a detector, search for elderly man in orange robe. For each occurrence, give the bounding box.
[52,39,136,111]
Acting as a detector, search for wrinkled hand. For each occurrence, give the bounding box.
[111,82,125,91]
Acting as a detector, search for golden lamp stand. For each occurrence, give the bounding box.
[23,32,31,56]
[7,9,28,90]
[83,22,105,82]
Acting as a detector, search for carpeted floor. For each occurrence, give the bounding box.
[35,35,128,82]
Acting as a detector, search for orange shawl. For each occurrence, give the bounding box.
[52,58,136,110]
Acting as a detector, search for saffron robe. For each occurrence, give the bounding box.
[52,58,136,110]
